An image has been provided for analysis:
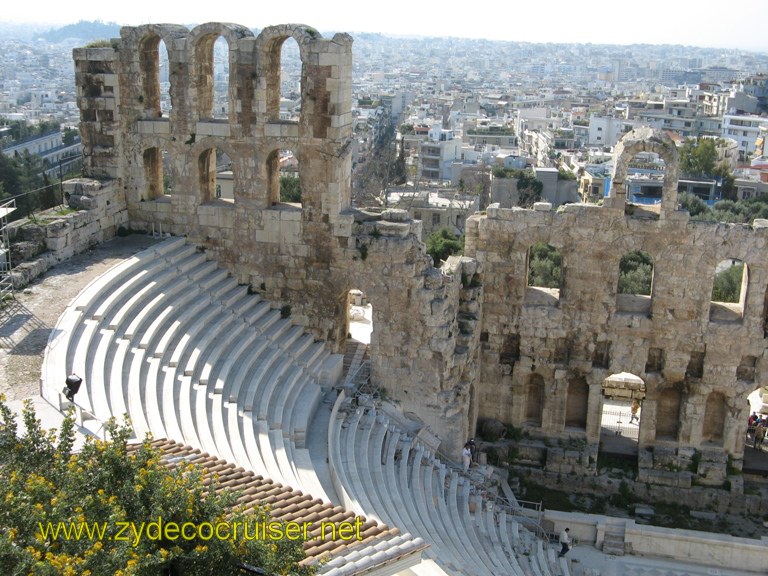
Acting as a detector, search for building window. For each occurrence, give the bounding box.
[432,213,441,226]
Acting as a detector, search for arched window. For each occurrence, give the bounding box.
[195,34,230,120]
[266,36,302,123]
[198,147,233,203]
[710,258,748,322]
[267,149,302,207]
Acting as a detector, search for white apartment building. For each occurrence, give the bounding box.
[722,114,768,160]
[588,115,628,147]
[418,124,462,181]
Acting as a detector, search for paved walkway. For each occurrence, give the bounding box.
[0,234,160,402]
[568,546,763,576]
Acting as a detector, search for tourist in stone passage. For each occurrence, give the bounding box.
[754,419,765,449]
[559,527,571,557]
[468,438,477,463]
[630,399,640,424]
[462,443,472,472]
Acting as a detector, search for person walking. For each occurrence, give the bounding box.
[559,527,571,557]
[630,399,640,424]
[462,443,472,472]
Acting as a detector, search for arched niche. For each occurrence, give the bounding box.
[525,374,545,427]
[610,127,680,219]
[565,375,589,430]
[702,391,726,445]
[656,387,682,441]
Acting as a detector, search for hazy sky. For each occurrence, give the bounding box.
[2,0,766,53]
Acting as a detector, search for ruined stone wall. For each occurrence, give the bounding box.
[73,31,768,479]
[72,23,479,455]
[465,129,768,479]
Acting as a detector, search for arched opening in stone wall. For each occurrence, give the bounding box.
[343,288,373,390]
[525,242,561,306]
[565,375,589,430]
[709,258,748,322]
[139,34,169,118]
[616,250,653,314]
[524,374,544,427]
[264,35,303,123]
[611,128,679,219]
[702,391,726,446]
[746,385,768,458]
[194,34,231,120]
[267,149,302,207]
[599,372,645,455]
[655,387,682,442]
[198,146,233,203]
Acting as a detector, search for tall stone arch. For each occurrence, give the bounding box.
[191,137,241,204]
[187,23,254,123]
[133,25,189,121]
[610,127,680,220]
[256,25,318,126]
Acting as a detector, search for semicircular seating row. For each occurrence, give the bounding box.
[42,236,341,502]
[327,394,571,576]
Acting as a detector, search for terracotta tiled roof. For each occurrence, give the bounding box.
[131,439,428,575]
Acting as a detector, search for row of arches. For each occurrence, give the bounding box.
[526,242,750,320]
[133,23,318,125]
[524,374,729,445]
[142,145,303,207]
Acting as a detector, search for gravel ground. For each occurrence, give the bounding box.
[0,234,160,402]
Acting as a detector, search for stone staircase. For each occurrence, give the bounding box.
[602,519,626,556]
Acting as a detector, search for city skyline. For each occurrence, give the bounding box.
[1,0,766,54]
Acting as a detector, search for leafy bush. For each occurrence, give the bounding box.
[426,227,464,264]
[0,397,313,575]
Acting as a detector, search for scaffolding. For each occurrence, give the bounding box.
[0,199,16,303]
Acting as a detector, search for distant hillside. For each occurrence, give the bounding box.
[42,20,121,43]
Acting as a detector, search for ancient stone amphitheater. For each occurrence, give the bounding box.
[37,21,768,576]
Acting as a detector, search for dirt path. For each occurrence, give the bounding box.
[0,235,160,401]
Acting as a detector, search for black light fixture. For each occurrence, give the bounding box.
[63,374,82,402]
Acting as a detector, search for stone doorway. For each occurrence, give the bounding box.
[599,372,645,456]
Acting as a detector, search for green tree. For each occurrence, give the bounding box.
[713,163,736,201]
[712,262,744,303]
[280,174,302,203]
[398,124,414,135]
[426,227,464,264]
[0,397,314,576]
[618,251,653,295]
[517,171,544,208]
[679,138,717,178]
[678,192,708,217]
[528,243,561,289]
[62,127,79,146]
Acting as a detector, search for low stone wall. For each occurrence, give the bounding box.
[544,510,768,572]
[8,178,127,288]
